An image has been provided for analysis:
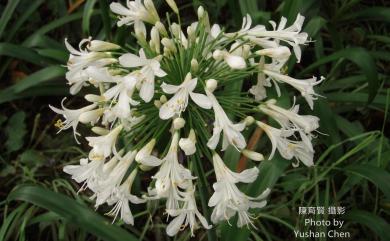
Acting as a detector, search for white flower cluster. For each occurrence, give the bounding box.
[51,0,323,236]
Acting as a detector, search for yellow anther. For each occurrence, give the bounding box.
[54,119,64,129]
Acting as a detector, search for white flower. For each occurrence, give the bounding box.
[235,14,308,62]
[249,58,270,101]
[86,125,123,160]
[242,149,264,161]
[135,139,163,167]
[179,129,196,155]
[166,184,211,236]
[119,48,167,102]
[208,153,270,227]
[159,73,212,119]
[63,157,104,191]
[213,50,246,69]
[93,150,137,206]
[261,100,320,133]
[106,169,145,224]
[257,121,314,166]
[206,90,246,150]
[49,98,97,143]
[103,73,140,119]
[65,38,117,94]
[147,132,196,210]
[109,0,159,26]
[256,46,291,66]
[263,69,324,109]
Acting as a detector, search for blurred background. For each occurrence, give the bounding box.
[0,0,389,240]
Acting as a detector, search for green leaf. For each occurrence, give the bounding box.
[7,185,139,241]
[83,0,98,36]
[98,0,112,40]
[341,7,390,23]
[13,65,66,93]
[19,149,46,168]
[5,111,27,152]
[345,164,390,199]
[344,210,390,241]
[0,43,49,66]
[0,0,21,39]
[301,48,379,103]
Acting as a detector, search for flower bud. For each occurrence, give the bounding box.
[179,129,196,155]
[165,0,179,15]
[197,6,204,19]
[144,0,160,23]
[206,79,218,92]
[134,21,147,41]
[173,117,186,130]
[191,59,199,72]
[88,40,120,52]
[150,27,160,53]
[91,126,109,135]
[160,95,167,103]
[85,94,105,102]
[154,100,162,108]
[224,54,246,69]
[212,50,224,61]
[244,116,255,126]
[155,21,168,37]
[242,149,264,161]
[136,139,156,163]
[161,38,176,53]
[79,108,104,124]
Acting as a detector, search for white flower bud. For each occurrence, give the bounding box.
[155,21,168,36]
[179,129,196,155]
[191,59,199,72]
[242,149,264,161]
[244,116,255,126]
[154,100,162,108]
[88,40,120,52]
[144,0,160,23]
[206,79,218,92]
[134,21,147,41]
[160,95,167,103]
[173,117,185,130]
[224,54,246,69]
[85,94,105,102]
[212,50,224,61]
[165,0,179,14]
[197,6,204,19]
[139,164,153,171]
[150,27,160,53]
[91,126,109,135]
[161,38,176,53]
[136,139,156,163]
[79,108,104,124]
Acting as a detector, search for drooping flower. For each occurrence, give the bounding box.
[179,129,196,155]
[49,98,97,143]
[206,89,246,150]
[263,69,324,109]
[119,48,167,102]
[109,0,159,26]
[86,125,123,160]
[106,169,145,224]
[166,183,211,236]
[208,153,270,227]
[159,73,212,119]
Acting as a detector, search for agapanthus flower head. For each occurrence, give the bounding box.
[52,1,323,236]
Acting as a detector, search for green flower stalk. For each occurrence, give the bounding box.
[50,0,323,236]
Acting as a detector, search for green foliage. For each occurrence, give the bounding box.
[0,0,389,241]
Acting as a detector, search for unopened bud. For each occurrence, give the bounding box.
[244,116,255,126]
[155,21,168,37]
[165,0,179,14]
[91,126,110,135]
[206,79,218,92]
[85,94,105,102]
[154,100,162,108]
[136,139,156,162]
[197,6,204,19]
[173,117,185,130]
[191,59,199,72]
[242,149,264,161]
[160,95,167,103]
[79,108,104,124]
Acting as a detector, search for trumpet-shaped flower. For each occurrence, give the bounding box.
[109,0,159,26]
[208,153,270,227]
[159,73,212,119]
[166,184,211,236]
[106,169,145,224]
[86,125,123,160]
[49,98,97,143]
[206,90,246,150]
[119,48,167,102]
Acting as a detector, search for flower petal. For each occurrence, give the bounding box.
[189,92,212,109]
